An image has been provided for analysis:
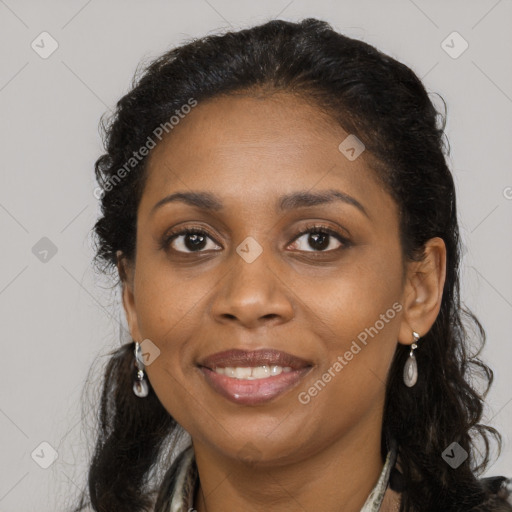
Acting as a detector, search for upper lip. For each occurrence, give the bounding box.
[198,349,311,370]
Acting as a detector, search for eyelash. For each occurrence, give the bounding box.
[160,223,351,254]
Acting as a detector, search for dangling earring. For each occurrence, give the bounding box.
[133,341,149,398]
[403,331,420,387]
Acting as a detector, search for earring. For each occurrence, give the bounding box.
[403,331,420,387]
[133,341,149,398]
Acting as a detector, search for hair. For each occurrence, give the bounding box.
[73,17,510,512]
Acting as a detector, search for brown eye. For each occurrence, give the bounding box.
[161,229,222,253]
[289,224,350,252]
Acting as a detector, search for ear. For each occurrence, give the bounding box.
[117,250,142,342]
[397,237,447,346]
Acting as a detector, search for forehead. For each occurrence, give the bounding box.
[139,92,395,221]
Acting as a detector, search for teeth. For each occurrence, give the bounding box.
[251,365,270,378]
[214,365,293,379]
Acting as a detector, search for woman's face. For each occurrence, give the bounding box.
[121,91,415,466]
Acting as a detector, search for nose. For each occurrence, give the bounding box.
[209,248,295,330]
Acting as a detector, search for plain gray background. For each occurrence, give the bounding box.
[1,1,511,510]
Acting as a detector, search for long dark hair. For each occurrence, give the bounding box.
[74,18,509,511]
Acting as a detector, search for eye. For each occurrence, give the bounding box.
[161,227,221,253]
[288,224,350,252]
[160,223,351,255]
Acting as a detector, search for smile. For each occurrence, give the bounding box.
[198,348,313,405]
[213,365,292,379]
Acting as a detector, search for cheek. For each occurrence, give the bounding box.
[133,265,205,425]
[296,249,402,389]
[299,249,402,337]
[133,252,208,341]
[295,282,400,441]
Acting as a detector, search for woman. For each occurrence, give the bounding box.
[75,18,511,511]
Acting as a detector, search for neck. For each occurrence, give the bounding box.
[193,416,388,512]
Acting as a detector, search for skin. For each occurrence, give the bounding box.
[118,91,446,512]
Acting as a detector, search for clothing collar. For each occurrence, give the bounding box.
[169,441,398,512]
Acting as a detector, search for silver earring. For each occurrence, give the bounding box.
[403,331,420,387]
[133,341,149,398]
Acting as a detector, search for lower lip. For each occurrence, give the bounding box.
[199,367,311,405]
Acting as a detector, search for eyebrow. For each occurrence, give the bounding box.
[150,189,370,219]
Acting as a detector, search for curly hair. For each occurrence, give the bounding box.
[73,17,510,512]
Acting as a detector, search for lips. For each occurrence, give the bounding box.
[198,348,310,370]
[197,348,313,405]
